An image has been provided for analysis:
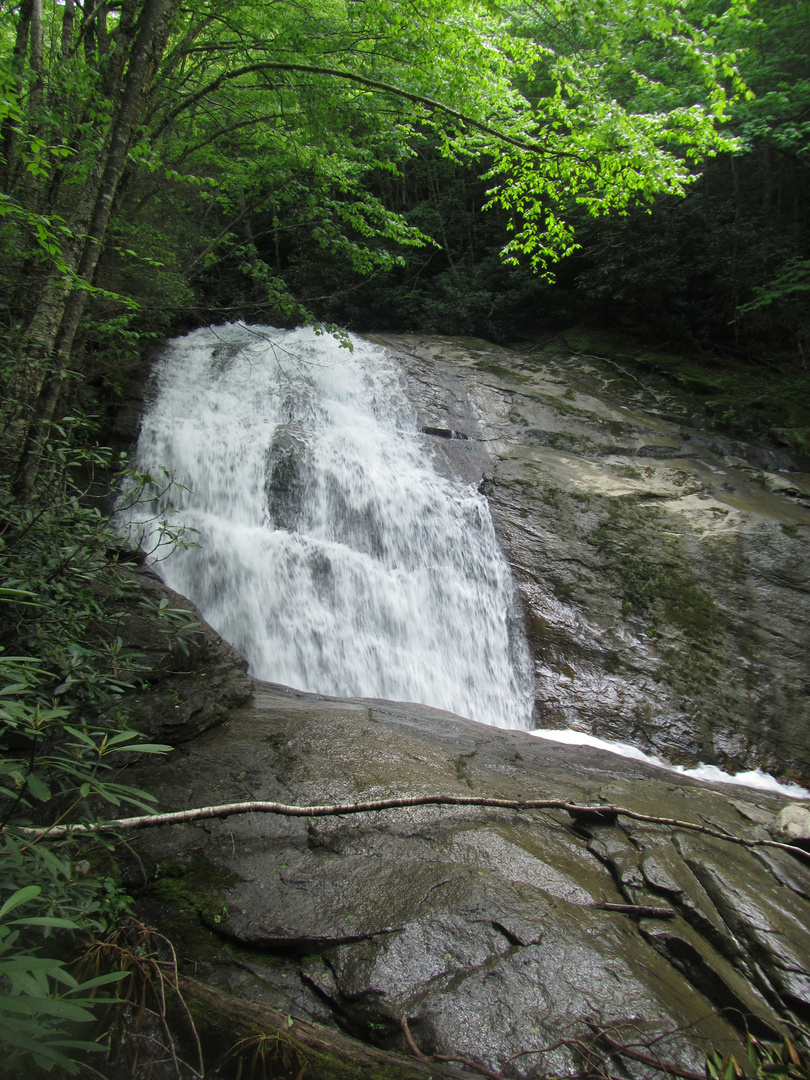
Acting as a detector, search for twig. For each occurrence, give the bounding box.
[401,1015,502,1078]
[400,1017,431,1062]
[432,1054,503,1079]
[595,1031,708,1080]
[161,931,205,1078]
[590,903,676,919]
[8,794,808,864]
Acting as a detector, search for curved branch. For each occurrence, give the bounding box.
[8,794,809,862]
[152,60,572,159]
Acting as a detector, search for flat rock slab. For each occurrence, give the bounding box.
[128,682,810,1078]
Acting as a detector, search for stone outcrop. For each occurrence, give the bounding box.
[118,330,810,1077]
[375,334,810,785]
[771,804,810,850]
[125,679,810,1079]
[108,567,252,743]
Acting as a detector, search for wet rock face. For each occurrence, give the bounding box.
[373,334,810,785]
[127,683,810,1078]
[109,569,252,743]
[118,331,810,1076]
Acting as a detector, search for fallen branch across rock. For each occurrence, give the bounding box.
[6,793,810,862]
[591,1028,710,1080]
[400,1014,716,1080]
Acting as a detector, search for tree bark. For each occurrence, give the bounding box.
[178,975,468,1079]
[23,0,45,210]
[0,0,33,191]
[14,0,183,498]
[11,794,809,864]
[59,0,75,59]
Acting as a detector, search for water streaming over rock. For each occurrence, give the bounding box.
[126,324,533,728]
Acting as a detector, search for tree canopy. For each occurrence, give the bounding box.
[0,0,753,489]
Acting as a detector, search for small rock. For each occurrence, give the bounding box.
[770,804,810,850]
[762,472,806,498]
[729,799,773,827]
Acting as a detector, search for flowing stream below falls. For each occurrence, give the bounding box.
[126,324,533,729]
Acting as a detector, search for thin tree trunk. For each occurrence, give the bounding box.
[0,0,33,191]
[236,182,265,300]
[27,0,44,110]
[12,794,810,863]
[14,0,183,498]
[60,0,75,58]
[429,162,457,273]
[81,0,97,65]
[96,3,109,59]
[22,0,45,211]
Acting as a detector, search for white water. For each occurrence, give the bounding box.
[125,324,533,728]
[532,729,810,799]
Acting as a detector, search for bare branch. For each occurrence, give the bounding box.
[401,1017,432,1063]
[8,793,809,864]
[590,903,676,919]
[594,1030,708,1080]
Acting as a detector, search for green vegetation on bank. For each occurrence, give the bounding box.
[562,328,810,458]
[0,427,183,1072]
[0,336,201,1072]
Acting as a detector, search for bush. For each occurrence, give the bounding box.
[0,420,182,1075]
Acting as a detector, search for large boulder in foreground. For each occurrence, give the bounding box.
[126,680,810,1079]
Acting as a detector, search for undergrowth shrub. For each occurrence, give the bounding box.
[0,417,195,1075]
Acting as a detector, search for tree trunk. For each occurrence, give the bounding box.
[59,0,75,59]
[0,0,33,191]
[14,0,183,498]
[177,976,468,1080]
[24,0,46,213]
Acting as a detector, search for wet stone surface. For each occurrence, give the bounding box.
[126,682,810,1078]
[120,331,810,1076]
[374,334,810,784]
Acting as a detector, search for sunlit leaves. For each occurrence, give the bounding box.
[135,0,749,288]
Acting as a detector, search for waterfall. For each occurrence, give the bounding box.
[125,324,533,729]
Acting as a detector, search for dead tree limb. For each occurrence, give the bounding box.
[6,793,809,862]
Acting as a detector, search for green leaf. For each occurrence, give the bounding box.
[104,731,140,747]
[8,916,79,930]
[26,774,52,802]
[71,970,128,991]
[0,886,41,919]
[112,742,171,755]
[62,726,97,749]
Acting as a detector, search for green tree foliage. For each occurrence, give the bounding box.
[567,0,810,360]
[0,0,749,491]
[0,2,761,1069]
[285,144,553,338]
[0,423,186,1072]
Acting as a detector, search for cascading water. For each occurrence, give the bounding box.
[125,324,533,729]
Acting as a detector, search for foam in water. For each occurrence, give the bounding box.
[531,728,810,799]
[124,324,534,728]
